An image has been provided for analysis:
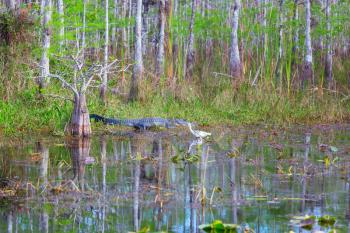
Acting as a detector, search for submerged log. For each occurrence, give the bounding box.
[66,93,91,137]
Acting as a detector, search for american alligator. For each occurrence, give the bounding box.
[90,114,189,130]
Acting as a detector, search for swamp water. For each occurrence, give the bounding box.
[0,125,350,232]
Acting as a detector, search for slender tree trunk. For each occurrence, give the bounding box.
[81,0,87,59]
[292,0,299,64]
[142,2,148,55]
[262,0,268,60]
[155,0,166,81]
[128,0,143,101]
[324,0,333,89]
[185,0,196,79]
[275,0,284,85]
[111,0,118,55]
[5,0,16,10]
[301,0,314,88]
[100,0,109,103]
[38,0,52,91]
[57,0,64,51]
[165,0,173,82]
[229,0,241,80]
[66,93,91,137]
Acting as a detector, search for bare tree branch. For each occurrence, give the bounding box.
[47,73,79,96]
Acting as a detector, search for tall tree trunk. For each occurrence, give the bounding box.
[111,0,118,55]
[155,0,166,81]
[185,0,196,79]
[81,0,87,59]
[66,93,91,137]
[5,0,16,10]
[324,0,333,89]
[165,0,173,82]
[100,0,109,103]
[292,0,299,65]
[57,0,64,51]
[38,0,52,91]
[142,2,149,55]
[128,0,143,101]
[275,0,284,85]
[301,0,313,88]
[229,0,241,80]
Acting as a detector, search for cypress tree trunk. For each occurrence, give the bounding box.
[301,0,313,88]
[66,93,91,137]
[324,0,333,89]
[185,0,196,79]
[57,0,64,51]
[100,0,109,104]
[128,0,143,101]
[229,0,242,80]
[111,0,118,55]
[155,0,166,82]
[165,0,173,82]
[292,0,299,65]
[38,0,52,91]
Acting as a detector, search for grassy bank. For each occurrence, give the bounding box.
[0,82,349,138]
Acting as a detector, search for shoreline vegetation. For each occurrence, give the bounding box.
[0,82,349,138]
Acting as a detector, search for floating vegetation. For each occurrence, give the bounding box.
[198,220,239,233]
[290,215,316,230]
[318,215,336,226]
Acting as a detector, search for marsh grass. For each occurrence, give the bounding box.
[0,78,348,138]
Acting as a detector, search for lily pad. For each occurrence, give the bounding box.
[199,220,239,232]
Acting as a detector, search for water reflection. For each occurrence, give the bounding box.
[0,125,349,232]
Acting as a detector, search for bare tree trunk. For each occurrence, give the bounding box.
[128,0,143,101]
[57,0,64,51]
[155,0,166,81]
[292,0,299,63]
[229,0,241,80]
[301,0,313,88]
[38,0,52,91]
[5,0,16,10]
[81,0,87,59]
[111,0,118,55]
[164,0,173,82]
[185,0,196,79]
[142,2,148,55]
[66,93,91,137]
[275,0,284,85]
[262,0,268,60]
[100,0,109,103]
[324,0,333,89]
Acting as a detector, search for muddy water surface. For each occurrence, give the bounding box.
[0,125,350,232]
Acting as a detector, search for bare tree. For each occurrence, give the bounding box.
[100,0,109,103]
[185,0,196,79]
[229,0,242,80]
[324,0,333,88]
[301,0,313,88]
[155,0,166,81]
[129,0,143,101]
[38,0,52,91]
[47,56,117,137]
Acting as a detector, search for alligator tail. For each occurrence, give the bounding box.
[90,114,106,123]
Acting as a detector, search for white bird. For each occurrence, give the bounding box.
[187,123,211,139]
